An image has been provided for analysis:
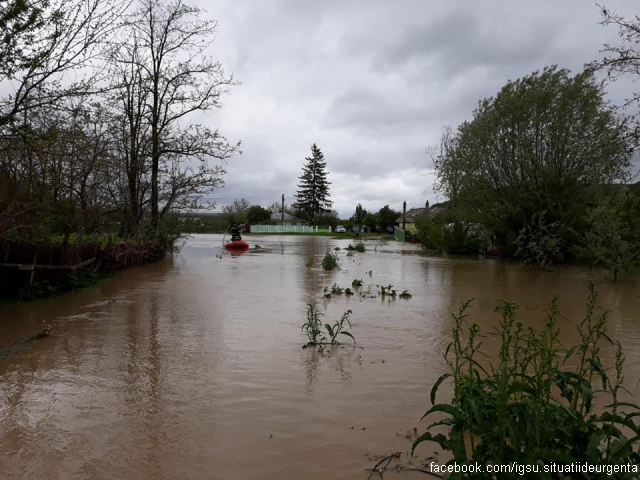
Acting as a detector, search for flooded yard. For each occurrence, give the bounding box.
[1,234,639,479]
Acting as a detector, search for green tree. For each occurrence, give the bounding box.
[433,66,634,262]
[363,212,377,230]
[350,203,367,224]
[579,192,640,281]
[292,143,332,225]
[377,205,399,231]
[246,205,271,224]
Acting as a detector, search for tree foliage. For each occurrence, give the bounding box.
[246,205,271,224]
[350,203,367,225]
[0,0,239,242]
[292,143,332,225]
[377,205,399,231]
[433,66,634,262]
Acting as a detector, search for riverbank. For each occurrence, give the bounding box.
[0,236,171,303]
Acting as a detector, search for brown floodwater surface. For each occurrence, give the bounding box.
[1,234,639,479]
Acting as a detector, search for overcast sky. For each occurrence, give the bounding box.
[195,0,639,218]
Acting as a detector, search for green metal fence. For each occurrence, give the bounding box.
[250,225,332,234]
[394,226,406,242]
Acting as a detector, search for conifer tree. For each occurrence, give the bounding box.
[292,143,332,224]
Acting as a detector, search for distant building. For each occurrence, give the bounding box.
[270,212,308,226]
[395,202,450,233]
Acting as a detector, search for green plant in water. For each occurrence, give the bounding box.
[345,288,354,296]
[399,290,412,299]
[302,304,323,345]
[379,284,396,298]
[324,310,355,344]
[413,282,640,478]
[321,250,340,270]
[331,283,344,295]
[346,243,366,252]
[352,279,363,287]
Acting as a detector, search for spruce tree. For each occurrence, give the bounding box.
[292,143,332,225]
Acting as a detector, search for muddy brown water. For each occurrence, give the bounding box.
[1,234,639,479]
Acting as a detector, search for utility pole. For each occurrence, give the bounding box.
[402,201,406,232]
[281,194,285,225]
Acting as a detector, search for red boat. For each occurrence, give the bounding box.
[224,240,249,250]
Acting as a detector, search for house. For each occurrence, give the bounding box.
[269,212,308,226]
[395,201,450,234]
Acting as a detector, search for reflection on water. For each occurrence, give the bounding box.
[1,234,639,479]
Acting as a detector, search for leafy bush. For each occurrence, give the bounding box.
[413,283,640,478]
[321,250,340,270]
[514,211,564,267]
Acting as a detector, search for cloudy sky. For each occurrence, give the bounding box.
[195,0,639,218]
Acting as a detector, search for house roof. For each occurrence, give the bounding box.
[396,208,427,223]
[395,202,451,223]
[270,212,307,223]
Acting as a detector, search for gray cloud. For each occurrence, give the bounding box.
[195,0,640,217]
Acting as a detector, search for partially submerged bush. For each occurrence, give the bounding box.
[413,283,640,477]
[346,243,366,252]
[321,250,340,270]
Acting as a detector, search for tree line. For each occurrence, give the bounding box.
[0,0,239,244]
[419,7,640,279]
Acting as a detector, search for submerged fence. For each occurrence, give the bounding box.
[250,225,331,234]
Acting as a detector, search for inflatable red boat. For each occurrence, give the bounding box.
[224,240,249,250]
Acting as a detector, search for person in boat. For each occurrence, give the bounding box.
[229,223,242,241]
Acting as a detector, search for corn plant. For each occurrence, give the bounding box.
[413,283,640,478]
[399,290,412,299]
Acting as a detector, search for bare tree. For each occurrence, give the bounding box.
[119,0,240,231]
[0,0,128,126]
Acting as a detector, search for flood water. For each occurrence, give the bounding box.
[1,234,639,479]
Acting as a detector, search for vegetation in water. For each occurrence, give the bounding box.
[413,282,640,478]
[331,283,343,295]
[346,243,366,252]
[321,251,340,270]
[302,305,355,346]
[399,290,412,299]
[352,279,363,287]
[301,304,323,345]
[323,310,355,345]
[344,288,354,296]
[379,284,396,298]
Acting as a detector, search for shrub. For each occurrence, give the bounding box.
[413,283,640,477]
[321,250,340,270]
